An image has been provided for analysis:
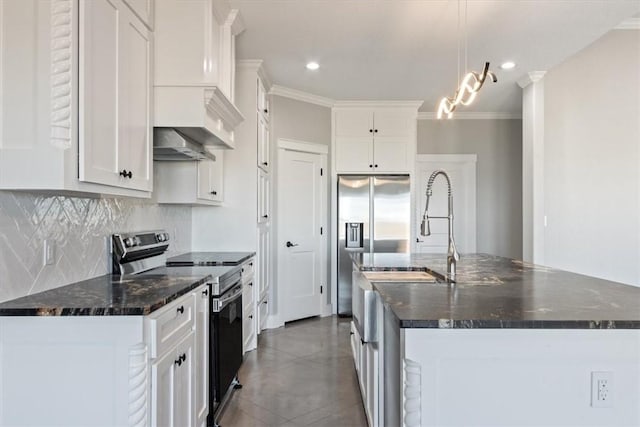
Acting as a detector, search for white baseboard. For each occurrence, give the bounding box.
[265,314,284,330]
[321,304,333,317]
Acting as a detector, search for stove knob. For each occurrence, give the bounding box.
[124,237,134,247]
[133,237,141,246]
[163,233,170,242]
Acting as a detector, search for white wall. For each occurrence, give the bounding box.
[0,191,191,302]
[417,119,523,259]
[543,29,640,286]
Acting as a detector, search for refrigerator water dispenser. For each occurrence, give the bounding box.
[346,222,364,248]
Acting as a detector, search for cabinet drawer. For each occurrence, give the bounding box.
[146,293,195,358]
[241,258,256,283]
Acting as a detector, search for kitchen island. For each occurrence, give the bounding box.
[350,253,640,427]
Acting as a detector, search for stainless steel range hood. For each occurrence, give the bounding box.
[153,128,216,161]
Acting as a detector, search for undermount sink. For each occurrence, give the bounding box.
[363,270,441,283]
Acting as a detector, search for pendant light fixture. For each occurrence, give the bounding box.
[436,0,497,119]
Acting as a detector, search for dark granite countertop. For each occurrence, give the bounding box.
[353,253,640,329]
[167,251,256,266]
[0,274,210,316]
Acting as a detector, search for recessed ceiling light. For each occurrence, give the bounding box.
[500,61,516,70]
[306,62,319,71]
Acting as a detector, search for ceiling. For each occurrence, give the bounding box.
[229,0,640,113]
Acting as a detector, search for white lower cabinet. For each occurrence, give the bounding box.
[352,319,381,427]
[241,257,257,353]
[0,284,209,427]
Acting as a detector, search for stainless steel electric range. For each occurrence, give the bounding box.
[111,231,245,427]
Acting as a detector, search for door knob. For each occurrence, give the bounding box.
[286,241,298,248]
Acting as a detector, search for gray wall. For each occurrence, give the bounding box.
[270,95,333,306]
[417,119,523,259]
[544,29,639,286]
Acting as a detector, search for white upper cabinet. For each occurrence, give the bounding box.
[257,78,270,121]
[257,113,270,172]
[154,149,225,206]
[333,104,421,174]
[80,0,152,192]
[0,0,154,197]
[154,0,244,148]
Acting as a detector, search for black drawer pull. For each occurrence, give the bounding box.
[248,282,253,286]
[119,169,132,179]
[202,289,208,296]
[369,129,373,133]
[210,190,217,195]
[249,315,253,319]
[176,305,184,314]
[264,109,268,114]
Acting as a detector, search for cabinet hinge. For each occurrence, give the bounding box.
[320,168,323,176]
[320,285,323,294]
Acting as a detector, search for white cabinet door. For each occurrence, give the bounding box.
[257,169,270,224]
[151,348,176,427]
[79,0,120,187]
[258,113,270,171]
[372,109,413,173]
[174,332,196,427]
[257,77,269,121]
[335,137,374,173]
[123,0,153,29]
[196,153,224,204]
[258,225,270,301]
[335,109,373,137]
[80,0,152,191]
[194,287,209,427]
[118,10,152,191]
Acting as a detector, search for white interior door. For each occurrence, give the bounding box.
[278,148,325,322]
[415,155,477,254]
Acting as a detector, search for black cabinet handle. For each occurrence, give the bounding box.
[119,169,132,179]
[369,164,373,168]
[369,129,373,133]
[202,289,208,296]
[177,305,184,314]
[180,353,186,363]
[249,315,253,319]
[263,214,268,218]
[263,301,267,305]
[262,162,268,166]
[174,356,182,366]
[264,109,268,114]
[350,331,354,335]
[248,282,253,286]
[374,164,378,168]
[210,190,217,196]
[374,129,378,133]
[286,241,298,248]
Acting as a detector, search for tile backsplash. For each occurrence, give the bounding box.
[0,191,191,303]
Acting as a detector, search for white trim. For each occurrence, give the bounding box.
[270,84,335,108]
[264,315,284,330]
[278,138,329,154]
[333,100,423,109]
[615,18,640,30]
[416,154,477,163]
[517,71,547,89]
[236,60,272,91]
[418,112,521,120]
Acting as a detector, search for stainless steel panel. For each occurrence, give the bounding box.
[337,175,371,316]
[372,175,410,253]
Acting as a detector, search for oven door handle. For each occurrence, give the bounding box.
[214,283,242,312]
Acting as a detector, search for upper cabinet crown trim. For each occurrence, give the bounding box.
[204,87,244,129]
[270,84,335,108]
[237,60,272,91]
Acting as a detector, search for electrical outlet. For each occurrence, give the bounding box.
[43,239,56,266]
[591,371,613,408]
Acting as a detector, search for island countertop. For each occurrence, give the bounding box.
[0,273,211,316]
[353,253,640,329]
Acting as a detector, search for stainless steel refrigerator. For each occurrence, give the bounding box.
[337,175,410,316]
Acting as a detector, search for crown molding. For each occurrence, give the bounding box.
[269,85,335,108]
[333,100,423,110]
[615,17,640,30]
[237,60,272,90]
[517,71,547,88]
[418,112,522,120]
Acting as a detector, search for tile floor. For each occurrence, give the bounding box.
[219,315,367,426]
